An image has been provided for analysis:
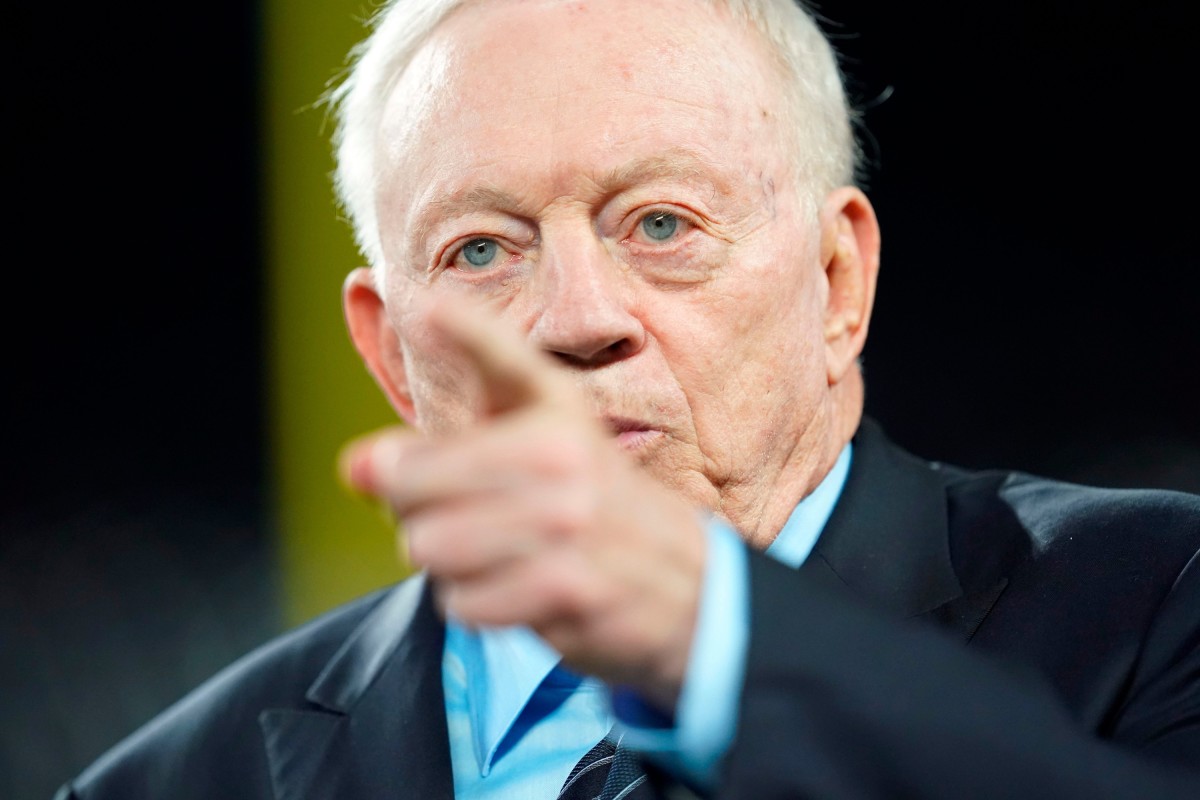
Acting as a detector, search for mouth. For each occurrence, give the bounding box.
[602,415,664,451]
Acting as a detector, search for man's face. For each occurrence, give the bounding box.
[370,0,840,532]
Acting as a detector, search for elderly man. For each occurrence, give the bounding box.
[57,0,1199,798]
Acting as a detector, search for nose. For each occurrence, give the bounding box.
[527,237,646,368]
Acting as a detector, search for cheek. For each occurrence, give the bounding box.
[736,283,827,410]
[652,250,827,432]
[383,276,491,433]
[692,257,824,372]
[396,322,484,435]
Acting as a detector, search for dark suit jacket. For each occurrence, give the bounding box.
[56,418,1200,799]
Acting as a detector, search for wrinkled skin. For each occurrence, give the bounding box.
[341,0,880,705]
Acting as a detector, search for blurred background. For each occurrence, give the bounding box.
[4,1,1197,797]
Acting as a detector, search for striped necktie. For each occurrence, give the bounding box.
[556,732,654,800]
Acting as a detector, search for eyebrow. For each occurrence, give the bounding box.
[413,149,720,243]
[593,151,712,194]
[428,184,524,219]
[412,185,525,247]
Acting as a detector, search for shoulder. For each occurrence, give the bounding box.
[951,467,1199,576]
[996,472,1200,545]
[59,581,406,800]
[942,469,1200,696]
[937,458,1199,607]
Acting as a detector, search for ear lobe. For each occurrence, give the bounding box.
[343,267,418,425]
[819,187,881,385]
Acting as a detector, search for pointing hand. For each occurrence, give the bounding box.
[340,299,707,708]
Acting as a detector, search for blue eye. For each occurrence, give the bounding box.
[460,238,498,268]
[641,212,678,241]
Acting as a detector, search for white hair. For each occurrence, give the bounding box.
[323,0,861,269]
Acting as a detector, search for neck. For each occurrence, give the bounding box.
[726,367,863,550]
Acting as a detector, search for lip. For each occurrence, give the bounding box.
[602,415,664,451]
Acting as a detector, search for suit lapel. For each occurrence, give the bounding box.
[259,575,455,800]
[806,417,963,618]
[808,418,1013,642]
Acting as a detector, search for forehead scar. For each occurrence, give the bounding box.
[760,173,776,218]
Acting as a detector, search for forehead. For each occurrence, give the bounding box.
[377,0,789,199]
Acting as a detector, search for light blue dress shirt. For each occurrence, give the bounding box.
[442,444,853,798]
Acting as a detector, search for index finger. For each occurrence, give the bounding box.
[423,298,573,417]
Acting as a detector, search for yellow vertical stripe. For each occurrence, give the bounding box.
[264,1,407,626]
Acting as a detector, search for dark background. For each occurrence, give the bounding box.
[4,1,1197,798]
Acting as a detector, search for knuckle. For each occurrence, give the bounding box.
[536,556,592,618]
[543,492,595,539]
[529,431,592,480]
[403,517,433,563]
[540,584,580,621]
[404,512,468,569]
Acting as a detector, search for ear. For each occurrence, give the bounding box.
[342,267,418,425]
[818,187,881,385]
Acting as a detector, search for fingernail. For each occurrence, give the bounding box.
[338,440,377,495]
[351,446,377,493]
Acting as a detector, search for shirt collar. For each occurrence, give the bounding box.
[446,440,852,774]
[765,442,852,567]
[444,620,562,776]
